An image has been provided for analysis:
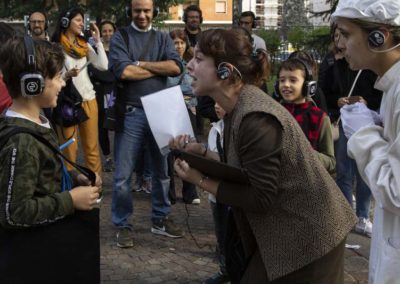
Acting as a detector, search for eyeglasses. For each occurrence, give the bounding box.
[239,21,252,25]
[30,20,45,24]
[187,15,200,19]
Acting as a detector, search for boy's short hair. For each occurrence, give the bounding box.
[0,37,64,99]
[278,59,308,80]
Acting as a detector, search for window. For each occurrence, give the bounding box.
[216,1,227,13]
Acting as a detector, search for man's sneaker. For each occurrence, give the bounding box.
[151,218,183,238]
[116,228,134,248]
[203,271,230,284]
[103,158,114,172]
[142,179,152,194]
[133,180,143,192]
[191,198,201,205]
[354,217,372,238]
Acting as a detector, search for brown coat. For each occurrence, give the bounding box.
[225,85,357,281]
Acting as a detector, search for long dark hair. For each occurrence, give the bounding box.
[51,7,85,43]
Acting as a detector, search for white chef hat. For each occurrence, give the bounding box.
[332,0,400,26]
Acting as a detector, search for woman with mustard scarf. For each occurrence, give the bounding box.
[52,7,108,175]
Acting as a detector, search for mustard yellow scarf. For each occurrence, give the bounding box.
[60,33,89,59]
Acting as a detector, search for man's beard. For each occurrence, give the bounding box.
[187,24,199,32]
[32,28,44,37]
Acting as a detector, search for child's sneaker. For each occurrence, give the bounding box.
[354,217,372,238]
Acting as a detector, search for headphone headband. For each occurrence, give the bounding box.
[290,58,313,81]
[24,36,37,72]
[20,36,45,97]
[217,62,242,80]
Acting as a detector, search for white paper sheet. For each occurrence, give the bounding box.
[141,86,194,155]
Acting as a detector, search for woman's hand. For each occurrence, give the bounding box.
[67,67,80,78]
[169,134,204,155]
[174,158,202,185]
[90,23,101,43]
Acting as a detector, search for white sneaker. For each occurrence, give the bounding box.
[354,217,372,238]
[191,198,201,205]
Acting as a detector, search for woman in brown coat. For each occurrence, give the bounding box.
[170,28,357,284]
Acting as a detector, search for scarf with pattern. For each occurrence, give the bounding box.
[60,33,89,59]
[283,101,325,150]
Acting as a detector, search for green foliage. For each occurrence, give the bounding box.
[287,26,307,50]
[304,26,331,59]
[257,29,280,60]
[0,0,185,27]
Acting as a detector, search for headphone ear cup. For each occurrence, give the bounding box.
[125,6,131,19]
[20,73,45,97]
[217,66,231,80]
[153,7,159,18]
[303,81,317,97]
[274,80,280,96]
[368,30,385,48]
[61,17,70,29]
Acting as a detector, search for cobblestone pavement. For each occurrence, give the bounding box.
[99,171,370,284]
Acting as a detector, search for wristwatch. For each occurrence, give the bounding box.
[133,61,140,66]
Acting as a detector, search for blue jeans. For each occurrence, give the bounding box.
[135,143,152,184]
[335,124,371,219]
[112,107,171,228]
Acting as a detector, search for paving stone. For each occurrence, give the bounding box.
[97,151,370,283]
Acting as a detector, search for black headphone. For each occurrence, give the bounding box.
[216,62,242,80]
[183,5,203,24]
[27,11,49,31]
[275,58,317,98]
[125,5,159,19]
[61,9,73,29]
[368,30,385,48]
[20,36,45,97]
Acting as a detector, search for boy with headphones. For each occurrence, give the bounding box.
[333,0,400,282]
[277,58,335,173]
[0,36,101,282]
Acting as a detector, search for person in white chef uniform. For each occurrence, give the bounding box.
[332,0,400,283]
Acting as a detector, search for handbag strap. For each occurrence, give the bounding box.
[0,127,96,186]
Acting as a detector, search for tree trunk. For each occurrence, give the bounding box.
[232,0,242,26]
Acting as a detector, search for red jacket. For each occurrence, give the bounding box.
[0,76,12,113]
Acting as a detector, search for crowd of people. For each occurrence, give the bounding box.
[0,0,400,283]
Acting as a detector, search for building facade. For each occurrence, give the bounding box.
[166,0,233,28]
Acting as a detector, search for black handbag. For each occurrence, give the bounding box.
[52,78,88,127]
[103,104,116,130]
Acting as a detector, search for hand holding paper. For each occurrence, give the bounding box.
[141,86,195,154]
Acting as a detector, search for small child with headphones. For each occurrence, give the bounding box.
[277,58,335,173]
[0,36,101,282]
